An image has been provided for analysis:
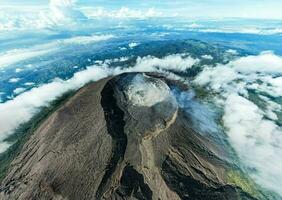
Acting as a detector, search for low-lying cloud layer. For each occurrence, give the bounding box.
[194,51,282,195]
[134,54,199,72]
[224,94,282,194]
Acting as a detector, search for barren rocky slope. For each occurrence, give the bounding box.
[0,73,258,200]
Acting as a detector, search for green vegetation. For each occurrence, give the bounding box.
[227,170,258,196]
[275,110,282,126]
[227,170,261,198]
[228,170,282,199]
[192,84,217,100]
[0,90,75,181]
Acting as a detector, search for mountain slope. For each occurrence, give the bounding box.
[0,73,257,200]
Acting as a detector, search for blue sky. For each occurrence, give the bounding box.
[1,0,282,19]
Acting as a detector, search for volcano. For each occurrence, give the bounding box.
[0,73,258,200]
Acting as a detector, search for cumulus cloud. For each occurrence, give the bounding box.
[0,0,91,31]
[24,82,35,86]
[194,65,239,92]
[260,95,281,120]
[248,76,282,98]
[0,142,10,153]
[224,94,282,195]
[49,0,76,7]
[226,49,238,55]
[194,52,282,195]
[128,42,139,49]
[47,0,87,24]
[134,54,199,72]
[0,5,164,31]
[15,68,23,73]
[231,51,282,74]
[0,0,88,31]
[195,52,282,96]
[85,7,162,19]
[201,55,213,60]
[9,78,21,83]
[13,88,26,95]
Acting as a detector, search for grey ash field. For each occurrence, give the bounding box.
[0,73,265,200]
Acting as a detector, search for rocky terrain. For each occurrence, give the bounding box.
[0,73,258,200]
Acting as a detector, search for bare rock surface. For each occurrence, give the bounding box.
[0,73,256,200]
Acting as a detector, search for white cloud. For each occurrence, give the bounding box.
[195,52,282,96]
[260,95,281,120]
[0,48,54,68]
[267,77,282,96]
[248,76,282,98]
[119,47,127,51]
[49,0,76,7]
[201,55,213,60]
[9,78,21,83]
[185,23,203,28]
[47,0,87,25]
[231,52,282,74]
[194,65,239,92]
[0,142,10,153]
[62,34,115,45]
[112,57,130,62]
[24,82,35,86]
[0,93,4,103]
[226,49,238,55]
[13,88,26,95]
[0,5,164,31]
[134,54,199,72]
[128,42,139,49]
[15,68,23,73]
[194,52,282,195]
[85,7,162,19]
[223,94,282,195]
[0,0,88,31]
